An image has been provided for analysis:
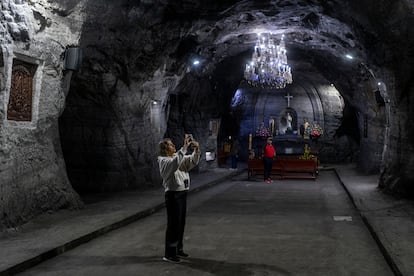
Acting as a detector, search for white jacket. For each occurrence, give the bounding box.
[158,147,201,192]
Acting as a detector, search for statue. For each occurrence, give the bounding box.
[269,117,275,136]
[286,112,292,130]
[303,120,310,139]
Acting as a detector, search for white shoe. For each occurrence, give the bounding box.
[163,256,181,263]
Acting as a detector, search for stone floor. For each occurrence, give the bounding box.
[0,163,413,275]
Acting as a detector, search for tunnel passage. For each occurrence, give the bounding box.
[58,0,395,195]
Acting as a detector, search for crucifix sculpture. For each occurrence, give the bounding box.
[284,92,293,107]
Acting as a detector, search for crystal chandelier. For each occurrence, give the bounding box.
[244,33,293,88]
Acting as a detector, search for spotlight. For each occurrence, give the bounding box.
[345,54,353,60]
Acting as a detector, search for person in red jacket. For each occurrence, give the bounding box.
[262,137,276,183]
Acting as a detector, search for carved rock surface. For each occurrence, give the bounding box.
[1,0,414,229]
[0,0,84,230]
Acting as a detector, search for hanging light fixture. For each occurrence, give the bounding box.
[244,33,293,88]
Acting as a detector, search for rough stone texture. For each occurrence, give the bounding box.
[59,0,414,197]
[58,1,182,193]
[0,0,85,229]
[1,0,414,228]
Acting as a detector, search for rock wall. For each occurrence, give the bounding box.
[352,0,414,195]
[0,0,85,229]
[59,1,187,192]
[379,66,414,196]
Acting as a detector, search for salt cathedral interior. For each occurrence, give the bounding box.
[1,0,413,233]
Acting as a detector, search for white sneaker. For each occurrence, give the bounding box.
[163,256,181,263]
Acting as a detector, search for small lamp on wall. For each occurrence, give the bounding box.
[64,47,82,71]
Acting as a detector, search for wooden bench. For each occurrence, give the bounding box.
[248,157,318,180]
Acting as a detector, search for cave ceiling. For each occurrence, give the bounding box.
[158,0,389,88]
[77,0,411,111]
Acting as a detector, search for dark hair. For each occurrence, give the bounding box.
[159,138,172,156]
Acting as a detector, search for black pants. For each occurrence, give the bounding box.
[165,190,187,257]
[263,157,273,180]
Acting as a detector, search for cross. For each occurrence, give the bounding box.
[285,92,293,107]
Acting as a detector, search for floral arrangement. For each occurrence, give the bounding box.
[300,144,315,160]
[256,122,270,137]
[306,122,323,137]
